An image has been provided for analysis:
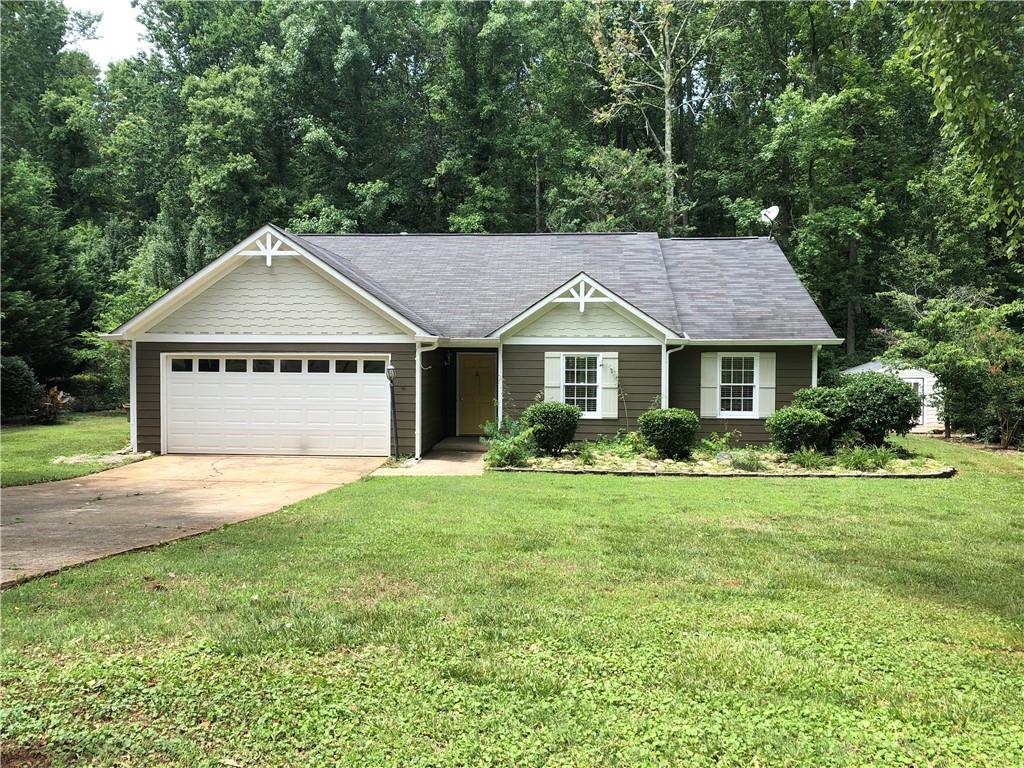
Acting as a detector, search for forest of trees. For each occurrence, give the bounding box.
[1,1,1021,437]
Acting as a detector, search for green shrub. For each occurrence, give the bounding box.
[66,372,118,412]
[637,408,699,459]
[576,443,596,466]
[520,402,580,455]
[729,449,766,472]
[792,386,853,448]
[695,430,737,456]
[836,445,898,471]
[839,372,922,446]
[789,447,831,470]
[481,416,524,442]
[1,356,39,419]
[484,429,536,468]
[765,407,829,452]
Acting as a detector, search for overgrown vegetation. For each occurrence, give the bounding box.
[1,1,1021,406]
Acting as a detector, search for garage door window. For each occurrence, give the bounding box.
[336,360,358,373]
[171,358,193,372]
[198,358,220,372]
[225,359,247,373]
[253,359,275,373]
[307,359,330,373]
[280,359,302,373]
[364,360,386,374]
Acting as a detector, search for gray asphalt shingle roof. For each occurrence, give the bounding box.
[283,228,837,341]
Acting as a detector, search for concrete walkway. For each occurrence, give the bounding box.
[0,455,382,586]
[372,437,486,477]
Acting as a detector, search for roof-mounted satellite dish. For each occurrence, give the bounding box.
[760,205,780,239]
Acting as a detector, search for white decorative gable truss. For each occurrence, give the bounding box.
[489,272,682,343]
[102,224,430,342]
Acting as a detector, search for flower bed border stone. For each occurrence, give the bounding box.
[488,466,957,479]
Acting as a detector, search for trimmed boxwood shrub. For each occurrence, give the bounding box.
[765,406,829,452]
[637,407,699,459]
[1,356,38,419]
[839,372,921,446]
[792,386,852,448]
[520,402,581,455]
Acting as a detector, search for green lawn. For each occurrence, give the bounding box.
[0,411,137,487]
[2,437,1022,766]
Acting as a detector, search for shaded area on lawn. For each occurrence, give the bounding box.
[2,437,1022,766]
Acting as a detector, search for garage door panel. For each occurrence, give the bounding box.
[164,355,391,456]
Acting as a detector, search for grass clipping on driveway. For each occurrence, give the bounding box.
[2,438,1022,766]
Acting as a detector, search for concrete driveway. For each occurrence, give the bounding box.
[0,455,383,586]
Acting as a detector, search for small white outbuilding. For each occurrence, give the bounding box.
[841,360,942,429]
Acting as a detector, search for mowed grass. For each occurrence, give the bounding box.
[2,438,1022,766]
[0,412,136,487]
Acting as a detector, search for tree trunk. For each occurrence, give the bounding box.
[662,23,675,235]
[846,236,858,356]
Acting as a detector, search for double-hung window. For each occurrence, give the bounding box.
[562,354,599,416]
[719,354,757,417]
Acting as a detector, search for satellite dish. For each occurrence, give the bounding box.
[760,205,780,224]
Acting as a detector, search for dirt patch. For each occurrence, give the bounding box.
[341,573,425,608]
[0,743,50,767]
[52,449,150,466]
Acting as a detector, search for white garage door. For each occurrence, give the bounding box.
[163,354,391,456]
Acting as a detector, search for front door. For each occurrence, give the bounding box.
[458,353,497,435]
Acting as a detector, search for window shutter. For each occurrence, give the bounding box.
[758,352,776,417]
[700,353,718,418]
[543,352,561,402]
[600,352,618,418]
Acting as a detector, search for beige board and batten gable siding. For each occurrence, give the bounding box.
[135,342,416,455]
[148,256,403,335]
[671,346,812,444]
[504,345,661,440]
[510,302,657,339]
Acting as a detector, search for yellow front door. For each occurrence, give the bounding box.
[458,353,497,435]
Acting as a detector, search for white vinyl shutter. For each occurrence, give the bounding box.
[543,351,561,402]
[600,352,619,418]
[758,352,776,417]
[700,352,718,418]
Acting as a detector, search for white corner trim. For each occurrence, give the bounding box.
[497,341,504,424]
[812,344,821,388]
[716,351,761,420]
[136,333,416,344]
[113,225,430,339]
[414,340,439,459]
[489,272,676,340]
[663,342,686,408]
[129,340,137,452]
[503,337,661,346]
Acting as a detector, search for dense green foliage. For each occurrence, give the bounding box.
[3,437,1022,765]
[838,372,922,446]
[792,386,854,447]
[0,355,39,419]
[1,1,1021,400]
[520,401,581,455]
[482,427,537,468]
[765,406,829,452]
[637,407,700,459]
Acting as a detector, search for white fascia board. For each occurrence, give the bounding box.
[684,338,844,346]
[136,333,416,344]
[113,224,430,339]
[437,338,501,348]
[502,337,663,346]
[488,272,676,341]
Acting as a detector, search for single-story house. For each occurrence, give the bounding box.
[842,360,941,428]
[103,224,842,458]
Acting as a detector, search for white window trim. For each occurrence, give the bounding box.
[560,352,602,419]
[717,351,760,419]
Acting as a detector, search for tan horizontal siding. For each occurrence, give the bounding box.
[135,342,416,455]
[503,344,662,440]
[668,346,813,445]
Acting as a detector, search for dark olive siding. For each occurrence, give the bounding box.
[420,347,447,452]
[668,346,813,444]
[502,344,662,440]
[135,342,416,455]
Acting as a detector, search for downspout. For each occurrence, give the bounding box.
[497,341,504,424]
[415,340,440,460]
[662,341,686,408]
[129,340,137,451]
[811,344,821,388]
